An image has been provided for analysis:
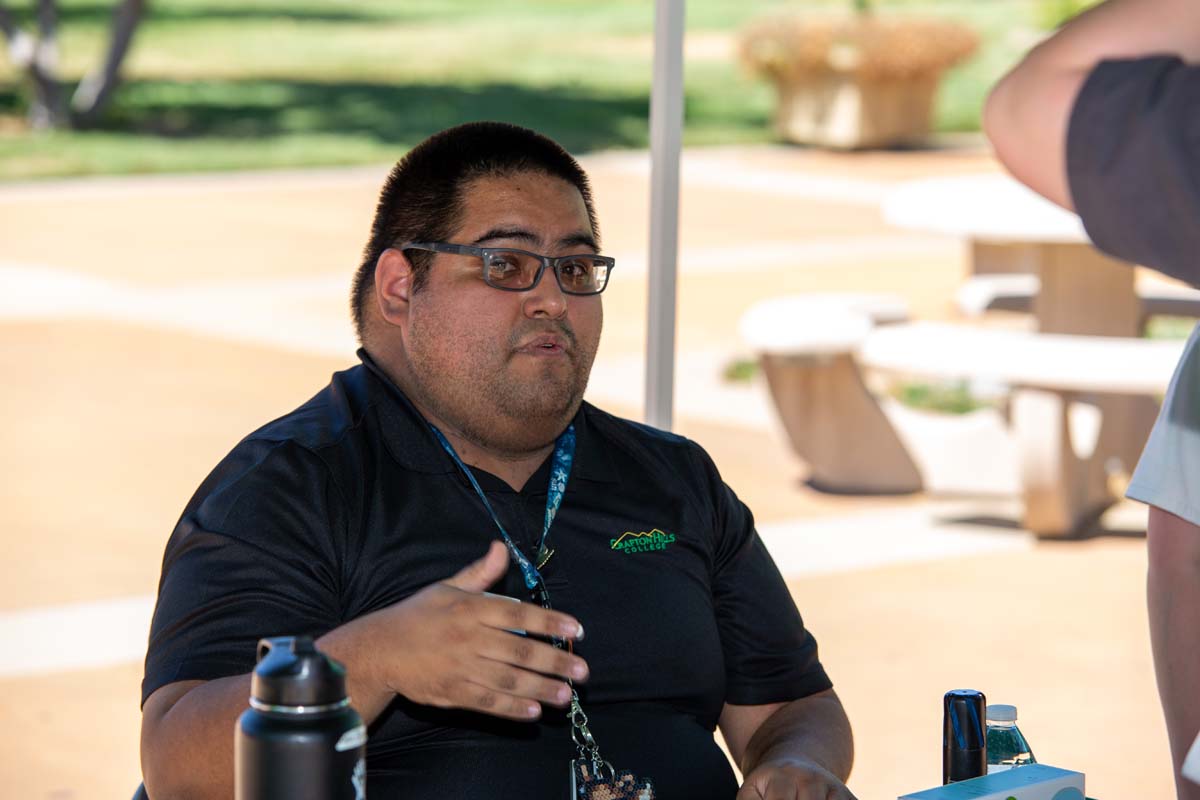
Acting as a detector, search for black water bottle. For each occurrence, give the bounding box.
[235,636,366,800]
[942,689,986,784]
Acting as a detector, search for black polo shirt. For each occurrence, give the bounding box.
[143,352,831,799]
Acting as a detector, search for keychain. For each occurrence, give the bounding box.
[566,692,654,800]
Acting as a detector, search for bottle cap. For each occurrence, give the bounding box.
[250,636,349,709]
[943,689,986,749]
[986,704,1018,722]
[943,689,987,784]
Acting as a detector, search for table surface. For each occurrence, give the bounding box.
[882,173,1088,244]
[860,321,1185,394]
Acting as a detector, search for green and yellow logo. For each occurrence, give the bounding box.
[610,528,676,554]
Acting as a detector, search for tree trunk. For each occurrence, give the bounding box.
[70,0,147,127]
[0,0,147,130]
[0,0,67,129]
[29,0,67,129]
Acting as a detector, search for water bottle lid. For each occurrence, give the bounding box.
[250,636,349,710]
[943,689,986,749]
[986,704,1018,722]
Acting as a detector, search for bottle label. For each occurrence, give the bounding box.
[336,725,367,752]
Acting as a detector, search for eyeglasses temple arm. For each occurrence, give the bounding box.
[402,242,483,257]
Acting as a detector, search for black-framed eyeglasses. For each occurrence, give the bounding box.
[401,241,614,296]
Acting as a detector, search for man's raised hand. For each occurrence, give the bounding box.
[358,541,588,721]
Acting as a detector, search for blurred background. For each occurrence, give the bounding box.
[0,0,1091,177]
[2,1,1177,798]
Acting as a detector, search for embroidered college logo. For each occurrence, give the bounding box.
[609,528,676,554]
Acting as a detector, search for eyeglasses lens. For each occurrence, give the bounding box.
[556,256,609,294]
[483,250,608,294]
[483,251,539,289]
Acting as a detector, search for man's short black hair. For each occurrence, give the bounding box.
[350,121,600,343]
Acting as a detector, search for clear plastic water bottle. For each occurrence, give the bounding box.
[985,704,1036,773]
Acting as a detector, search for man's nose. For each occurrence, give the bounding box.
[522,268,568,319]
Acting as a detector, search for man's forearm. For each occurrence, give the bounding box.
[142,549,589,799]
[142,674,252,800]
[1147,507,1200,800]
[1024,0,1200,71]
[317,614,399,723]
[141,623,396,800]
[740,691,854,781]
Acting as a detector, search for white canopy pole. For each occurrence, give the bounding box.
[644,0,685,430]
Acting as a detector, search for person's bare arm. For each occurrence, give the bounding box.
[140,542,588,800]
[1147,506,1200,800]
[719,688,855,800]
[983,0,1200,210]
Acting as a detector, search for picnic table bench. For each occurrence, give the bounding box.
[739,293,922,494]
[859,322,1182,536]
[956,272,1200,323]
[877,172,1182,535]
[744,175,1188,534]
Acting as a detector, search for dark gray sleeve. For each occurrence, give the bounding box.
[1067,56,1200,286]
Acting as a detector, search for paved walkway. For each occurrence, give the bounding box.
[0,142,1170,799]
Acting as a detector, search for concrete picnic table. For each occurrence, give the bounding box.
[878,173,1165,535]
[882,172,1141,337]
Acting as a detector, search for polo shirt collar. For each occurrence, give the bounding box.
[359,349,455,474]
[569,402,620,484]
[357,349,619,485]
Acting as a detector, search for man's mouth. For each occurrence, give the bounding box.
[516,334,568,356]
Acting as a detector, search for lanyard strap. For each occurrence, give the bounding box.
[429,424,576,592]
[431,424,629,783]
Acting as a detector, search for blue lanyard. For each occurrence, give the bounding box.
[430,424,576,593]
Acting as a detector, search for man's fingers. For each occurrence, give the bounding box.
[759,775,793,800]
[457,680,544,721]
[475,593,584,642]
[443,540,509,593]
[477,628,589,683]
[438,543,585,642]
[738,764,856,800]
[472,657,575,707]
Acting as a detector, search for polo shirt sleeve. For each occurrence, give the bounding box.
[1066,55,1200,286]
[141,438,347,707]
[688,442,832,707]
[1065,57,1200,523]
[1126,323,1200,525]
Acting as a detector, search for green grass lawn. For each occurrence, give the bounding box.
[0,0,1049,179]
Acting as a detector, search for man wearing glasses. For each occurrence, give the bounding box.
[139,122,854,799]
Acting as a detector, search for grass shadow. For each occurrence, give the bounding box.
[37,0,424,27]
[85,78,652,153]
[938,514,1024,531]
[940,512,1148,541]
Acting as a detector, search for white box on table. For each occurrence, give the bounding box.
[898,764,1084,800]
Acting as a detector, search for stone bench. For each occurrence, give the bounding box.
[956,273,1200,324]
[859,321,1185,536]
[739,293,922,495]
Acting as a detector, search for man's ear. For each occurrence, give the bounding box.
[375,247,415,326]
